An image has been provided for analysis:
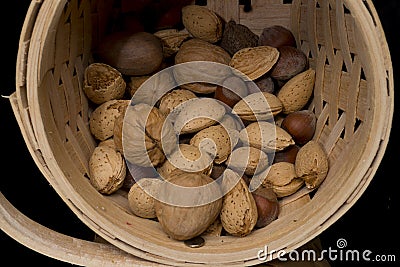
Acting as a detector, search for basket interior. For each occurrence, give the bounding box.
[25,0,389,265]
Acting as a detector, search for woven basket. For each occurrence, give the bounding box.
[3,0,393,265]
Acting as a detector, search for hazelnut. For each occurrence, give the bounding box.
[258,25,296,48]
[271,46,308,81]
[273,145,300,164]
[281,110,316,145]
[214,75,248,108]
[210,164,227,180]
[247,76,275,94]
[252,187,279,228]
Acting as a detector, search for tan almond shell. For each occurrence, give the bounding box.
[190,125,233,164]
[220,170,258,237]
[113,112,124,153]
[239,121,295,152]
[272,178,304,198]
[88,146,126,195]
[83,63,126,105]
[233,92,283,121]
[174,98,226,134]
[182,5,223,43]
[127,178,162,219]
[277,68,316,114]
[219,114,245,132]
[157,144,213,179]
[229,46,279,80]
[158,89,197,115]
[98,138,117,150]
[295,140,329,189]
[227,146,269,176]
[262,162,298,187]
[174,39,231,94]
[154,29,190,57]
[256,162,304,197]
[89,99,129,141]
[154,171,223,241]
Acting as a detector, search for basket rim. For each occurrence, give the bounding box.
[12,0,394,265]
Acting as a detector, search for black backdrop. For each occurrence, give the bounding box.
[0,1,398,266]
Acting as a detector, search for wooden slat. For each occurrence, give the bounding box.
[207,0,240,22]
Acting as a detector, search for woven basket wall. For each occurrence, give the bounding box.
[9,0,393,265]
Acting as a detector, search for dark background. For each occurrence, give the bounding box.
[0,1,398,266]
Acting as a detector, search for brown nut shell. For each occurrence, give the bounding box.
[96,31,163,76]
[281,110,316,145]
[89,146,126,195]
[155,170,222,241]
[220,170,258,237]
[230,46,279,81]
[214,75,248,108]
[239,121,295,152]
[159,89,197,115]
[271,46,308,81]
[259,162,303,198]
[220,20,259,55]
[233,92,283,121]
[89,100,129,141]
[174,39,231,94]
[252,187,279,228]
[157,144,213,179]
[154,29,190,57]
[227,146,269,176]
[277,68,316,114]
[258,25,296,48]
[128,178,162,219]
[182,5,223,43]
[83,63,126,105]
[295,140,329,189]
[190,125,233,164]
[273,145,300,164]
[123,104,177,167]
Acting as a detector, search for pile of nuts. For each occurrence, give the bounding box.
[84,4,329,241]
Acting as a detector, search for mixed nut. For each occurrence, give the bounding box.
[84,4,329,242]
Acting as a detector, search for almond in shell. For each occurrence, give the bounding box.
[174,38,231,94]
[83,63,126,105]
[173,98,226,134]
[154,29,190,57]
[128,178,162,219]
[233,92,283,121]
[190,125,237,164]
[158,89,197,115]
[239,121,295,152]
[277,68,316,114]
[220,169,258,237]
[257,162,304,198]
[89,99,129,141]
[181,5,223,43]
[295,140,329,189]
[88,145,126,195]
[226,146,269,176]
[230,46,279,80]
[157,144,213,179]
